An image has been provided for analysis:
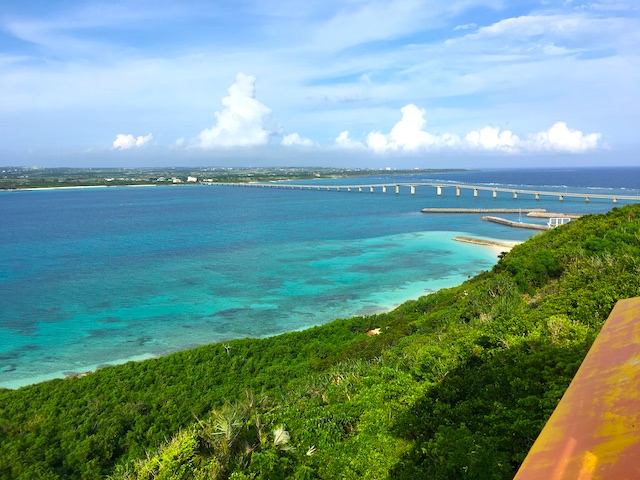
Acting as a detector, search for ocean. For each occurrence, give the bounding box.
[1,166,639,389]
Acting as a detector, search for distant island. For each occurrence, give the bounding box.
[0,166,467,190]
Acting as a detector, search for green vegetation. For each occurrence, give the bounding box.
[1,204,639,479]
[0,166,465,190]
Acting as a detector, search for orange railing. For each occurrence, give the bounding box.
[515,297,640,479]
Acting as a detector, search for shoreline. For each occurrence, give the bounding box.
[0,353,158,390]
[0,273,467,390]
[0,240,499,390]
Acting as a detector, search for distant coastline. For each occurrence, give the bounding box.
[15,184,158,191]
[1,166,468,191]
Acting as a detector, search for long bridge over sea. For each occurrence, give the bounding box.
[212,181,640,203]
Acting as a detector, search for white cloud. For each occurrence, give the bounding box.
[334,130,365,149]
[456,15,585,44]
[310,0,446,52]
[362,104,461,153]
[527,121,601,152]
[198,73,277,148]
[136,133,153,146]
[112,133,153,149]
[465,126,519,150]
[445,12,638,57]
[454,23,477,31]
[366,104,430,152]
[332,104,600,154]
[281,133,314,146]
[464,122,600,152]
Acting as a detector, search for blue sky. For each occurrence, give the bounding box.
[1,0,639,168]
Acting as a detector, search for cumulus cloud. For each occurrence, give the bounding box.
[112,133,153,149]
[364,104,461,153]
[334,130,364,149]
[281,133,314,147]
[527,121,601,152]
[333,104,600,155]
[198,73,277,148]
[464,123,601,152]
[465,126,519,150]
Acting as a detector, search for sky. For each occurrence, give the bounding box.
[1,0,639,168]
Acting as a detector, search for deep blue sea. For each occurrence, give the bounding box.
[1,166,639,389]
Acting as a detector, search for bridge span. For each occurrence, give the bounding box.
[211,182,640,204]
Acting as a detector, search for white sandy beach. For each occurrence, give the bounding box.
[453,235,522,255]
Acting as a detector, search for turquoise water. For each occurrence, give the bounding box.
[1,167,638,388]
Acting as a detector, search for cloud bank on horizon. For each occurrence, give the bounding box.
[147,73,601,155]
[1,0,638,167]
[339,104,601,154]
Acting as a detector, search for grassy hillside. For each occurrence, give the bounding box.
[1,204,639,479]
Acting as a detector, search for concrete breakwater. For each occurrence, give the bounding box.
[526,211,582,219]
[421,208,547,214]
[482,216,551,231]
